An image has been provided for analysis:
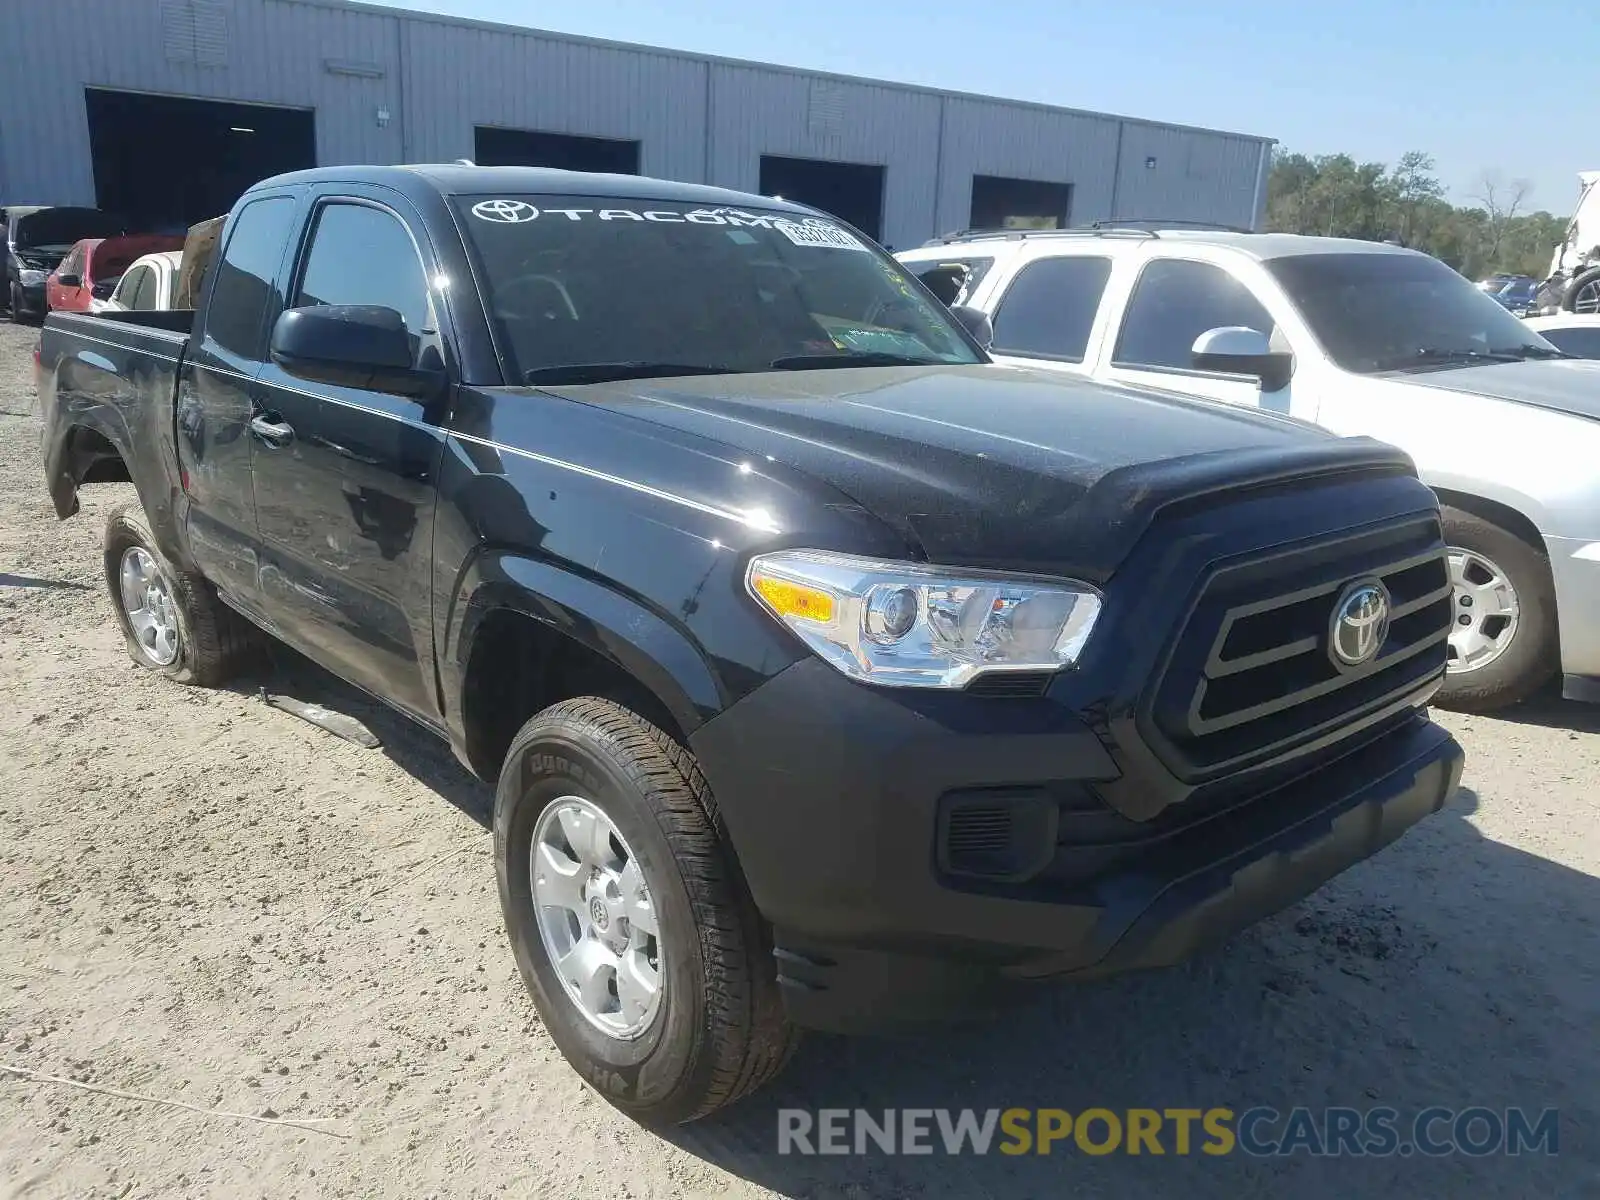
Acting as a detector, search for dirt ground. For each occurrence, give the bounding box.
[1,319,1596,1198]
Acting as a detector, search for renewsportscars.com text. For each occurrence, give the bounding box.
[776,1106,1559,1157]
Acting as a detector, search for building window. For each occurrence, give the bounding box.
[970,176,1072,231]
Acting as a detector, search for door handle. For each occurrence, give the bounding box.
[249,415,295,447]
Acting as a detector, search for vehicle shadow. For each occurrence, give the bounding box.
[1492,687,1600,734]
[0,572,95,591]
[661,785,1598,1198]
[235,642,494,830]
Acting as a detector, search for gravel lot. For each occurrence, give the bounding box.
[1,319,1596,1198]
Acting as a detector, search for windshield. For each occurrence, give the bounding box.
[1267,252,1561,374]
[14,207,126,250]
[454,196,984,382]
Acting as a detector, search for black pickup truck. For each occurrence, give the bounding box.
[40,165,1464,1123]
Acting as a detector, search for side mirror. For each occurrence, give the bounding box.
[57,274,82,289]
[950,304,994,351]
[1191,325,1294,391]
[269,304,443,399]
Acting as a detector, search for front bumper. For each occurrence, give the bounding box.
[10,281,45,316]
[1546,535,1600,700]
[690,658,1463,1033]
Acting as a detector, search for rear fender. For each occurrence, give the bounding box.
[47,404,138,518]
[42,324,189,566]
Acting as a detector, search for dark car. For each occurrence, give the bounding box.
[4,205,127,322]
[37,165,1463,1123]
[1490,276,1539,315]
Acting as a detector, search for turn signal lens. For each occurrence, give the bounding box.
[750,573,835,624]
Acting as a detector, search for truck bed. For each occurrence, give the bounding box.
[39,309,192,535]
[48,307,195,348]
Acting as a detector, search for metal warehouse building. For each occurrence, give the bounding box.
[0,0,1274,248]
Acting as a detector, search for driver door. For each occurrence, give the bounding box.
[1101,257,1296,415]
[249,190,451,723]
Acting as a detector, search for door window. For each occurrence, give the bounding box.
[1112,259,1274,372]
[112,265,146,308]
[910,256,996,307]
[990,256,1113,361]
[131,266,159,310]
[1538,325,1600,358]
[204,196,297,360]
[293,202,433,363]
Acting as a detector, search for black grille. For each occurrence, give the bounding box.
[936,789,1059,882]
[965,671,1053,698]
[1149,514,1451,780]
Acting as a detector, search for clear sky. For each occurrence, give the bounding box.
[383,0,1591,216]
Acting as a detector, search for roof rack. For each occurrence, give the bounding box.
[921,226,1158,247]
[922,218,1256,247]
[1090,217,1256,234]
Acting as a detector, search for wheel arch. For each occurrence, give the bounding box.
[444,552,726,782]
[48,420,134,516]
[1431,487,1548,554]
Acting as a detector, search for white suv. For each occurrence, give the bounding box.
[897,226,1600,713]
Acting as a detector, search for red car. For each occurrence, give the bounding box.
[46,235,185,314]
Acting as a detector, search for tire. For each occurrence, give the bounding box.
[103,502,261,686]
[494,697,798,1125]
[1434,505,1558,712]
[1564,266,1600,315]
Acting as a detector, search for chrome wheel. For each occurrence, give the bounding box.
[1446,547,1519,674]
[1574,278,1600,315]
[118,546,181,666]
[530,796,662,1040]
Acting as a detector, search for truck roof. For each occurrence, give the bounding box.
[247,164,825,218]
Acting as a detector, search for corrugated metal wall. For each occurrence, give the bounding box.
[0,0,1273,245]
[398,18,707,180]
[1113,124,1272,230]
[703,65,944,248]
[937,97,1123,234]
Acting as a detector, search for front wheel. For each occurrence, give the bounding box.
[1434,505,1558,712]
[494,697,798,1125]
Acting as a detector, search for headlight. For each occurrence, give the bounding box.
[19,269,45,285]
[746,549,1101,689]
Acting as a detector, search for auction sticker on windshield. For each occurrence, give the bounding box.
[773,219,867,251]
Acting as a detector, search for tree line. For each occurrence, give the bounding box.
[1264,150,1569,282]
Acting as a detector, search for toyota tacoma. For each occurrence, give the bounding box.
[39,165,1463,1123]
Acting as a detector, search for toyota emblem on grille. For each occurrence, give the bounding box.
[1329,579,1391,667]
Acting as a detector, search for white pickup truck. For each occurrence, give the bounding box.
[898,225,1600,712]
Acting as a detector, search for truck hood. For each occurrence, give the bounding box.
[547,365,1415,582]
[1402,357,1600,422]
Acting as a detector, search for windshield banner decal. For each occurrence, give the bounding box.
[469,200,866,248]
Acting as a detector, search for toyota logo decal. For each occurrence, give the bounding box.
[1329,579,1391,668]
[472,199,539,223]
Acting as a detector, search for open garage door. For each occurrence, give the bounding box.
[758,156,884,242]
[86,89,316,233]
[970,175,1072,231]
[474,127,640,175]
